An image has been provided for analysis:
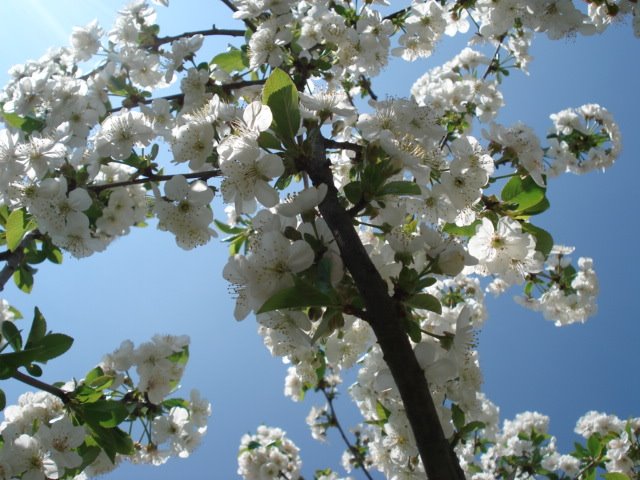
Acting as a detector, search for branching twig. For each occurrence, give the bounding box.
[321,388,375,480]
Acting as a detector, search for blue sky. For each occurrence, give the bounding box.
[0,2,639,479]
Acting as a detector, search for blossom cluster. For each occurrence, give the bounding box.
[0,331,210,480]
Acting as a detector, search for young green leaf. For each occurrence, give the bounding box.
[405,293,442,314]
[25,307,47,350]
[6,208,27,251]
[1,321,22,352]
[378,181,422,197]
[210,48,248,73]
[262,68,300,146]
[258,281,334,314]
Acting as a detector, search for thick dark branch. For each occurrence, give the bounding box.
[12,370,71,404]
[90,169,222,193]
[301,129,465,479]
[155,26,245,46]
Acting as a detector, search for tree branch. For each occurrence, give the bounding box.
[155,26,245,46]
[321,387,374,480]
[300,128,465,479]
[12,370,71,404]
[89,169,222,193]
[107,79,266,113]
[219,0,257,32]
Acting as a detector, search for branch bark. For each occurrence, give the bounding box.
[300,129,465,479]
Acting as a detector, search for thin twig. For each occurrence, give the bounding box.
[383,7,411,22]
[106,79,266,114]
[219,0,257,32]
[321,388,375,480]
[90,169,222,193]
[155,26,245,46]
[482,36,505,81]
[359,75,378,101]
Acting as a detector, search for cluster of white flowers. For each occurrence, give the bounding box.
[0,334,210,479]
[547,103,622,176]
[515,248,599,326]
[237,425,302,480]
[473,410,640,479]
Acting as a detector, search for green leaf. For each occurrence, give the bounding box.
[1,321,22,351]
[501,175,547,213]
[81,400,130,428]
[0,388,4,410]
[443,221,480,237]
[87,424,134,463]
[210,48,248,73]
[13,266,34,293]
[451,403,465,430]
[603,473,630,480]
[262,68,300,146]
[375,400,391,423]
[26,363,43,377]
[310,308,344,344]
[29,333,74,363]
[45,244,63,264]
[162,398,189,409]
[587,433,602,457]
[405,293,442,314]
[517,197,550,217]
[404,317,422,343]
[25,307,47,350]
[378,181,421,197]
[1,111,45,134]
[258,281,334,314]
[258,131,282,150]
[521,223,554,257]
[343,181,363,204]
[6,208,28,251]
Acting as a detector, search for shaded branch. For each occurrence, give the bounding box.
[12,370,71,404]
[300,128,465,479]
[107,79,266,114]
[90,169,222,193]
[155,26,245,46]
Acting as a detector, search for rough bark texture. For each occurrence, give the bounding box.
[300,130,465,479]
